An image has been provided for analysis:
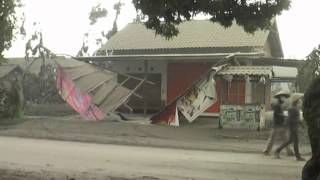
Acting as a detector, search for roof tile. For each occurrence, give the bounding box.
[101,20,270,51]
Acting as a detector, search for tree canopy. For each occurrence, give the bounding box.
[297,46,320,92]
[78,1,123,57]
[132,0,291,38]
[0,0,292,58]
[0,0,21,60]
[89,3,108,25]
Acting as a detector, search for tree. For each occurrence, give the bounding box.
[77,1,123,57]
[0,0,21,61]
[297,46,320,92]
[89,3,108,25]
[132,0,291,38]
[0,0,24,118]
[102,1,123,40]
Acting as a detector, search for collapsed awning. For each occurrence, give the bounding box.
[13,57,146,120]
[55,58,146,120]
[151,66,223,126]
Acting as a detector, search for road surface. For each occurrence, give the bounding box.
[0,136,305,180]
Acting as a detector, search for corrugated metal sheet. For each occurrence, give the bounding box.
[73,71,114,91]
[100,86,132,112]
[7,57,86,75]
[55,58,142,114]
[5,57,145,115]
[92,80,118,105]
[218,66,273,77]
[63,64,97,79]
[55,58,146,114]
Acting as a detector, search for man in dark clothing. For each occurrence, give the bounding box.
[302,76,320,180]
[273,101,286,127]
[274,93,305,161]
[263,91,293,155]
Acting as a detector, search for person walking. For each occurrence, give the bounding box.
[274,93,305,161]
[263,91,293,156]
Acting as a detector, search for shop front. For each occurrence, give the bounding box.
[217,66,297,129]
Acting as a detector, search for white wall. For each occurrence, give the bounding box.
[110,60,167,101]
[245,77,252,104]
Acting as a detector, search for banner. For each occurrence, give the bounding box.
[151,70,218,126]
[56,65,105,121]
[151,103,179,126]
[177,72,217,122]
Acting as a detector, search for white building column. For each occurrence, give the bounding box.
[161,62,167,102]
[245,76,252,104]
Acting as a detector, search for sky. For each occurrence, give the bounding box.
[4,0,320,59]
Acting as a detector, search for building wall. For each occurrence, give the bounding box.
[248,78,272,110]
[109,60,167,112]
[220,77,246,105]
[110,61,222,113]
[251,81,267,104]
[220,76,273,108]
[228,79,246,104]
[109,60,167,101]
[110,60,273,113]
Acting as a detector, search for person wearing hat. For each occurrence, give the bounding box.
[263,90,293,155]
[274,93,305,161]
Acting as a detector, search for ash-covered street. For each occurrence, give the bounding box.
[0,136,305,180]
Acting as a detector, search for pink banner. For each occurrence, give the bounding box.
[56,65,105,121]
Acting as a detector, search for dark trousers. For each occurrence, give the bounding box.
[263,127,293,154]
[276,129,301,159]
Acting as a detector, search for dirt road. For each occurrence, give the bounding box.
[0,136,305,180]
[0,116,311,154]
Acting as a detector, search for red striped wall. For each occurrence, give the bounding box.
[226,79,246,104]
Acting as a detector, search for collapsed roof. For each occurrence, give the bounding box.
[7,57,146,120]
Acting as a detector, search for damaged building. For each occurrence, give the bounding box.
[75,20,304,127]
[4,20,304,126]
[79,21,301,108]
